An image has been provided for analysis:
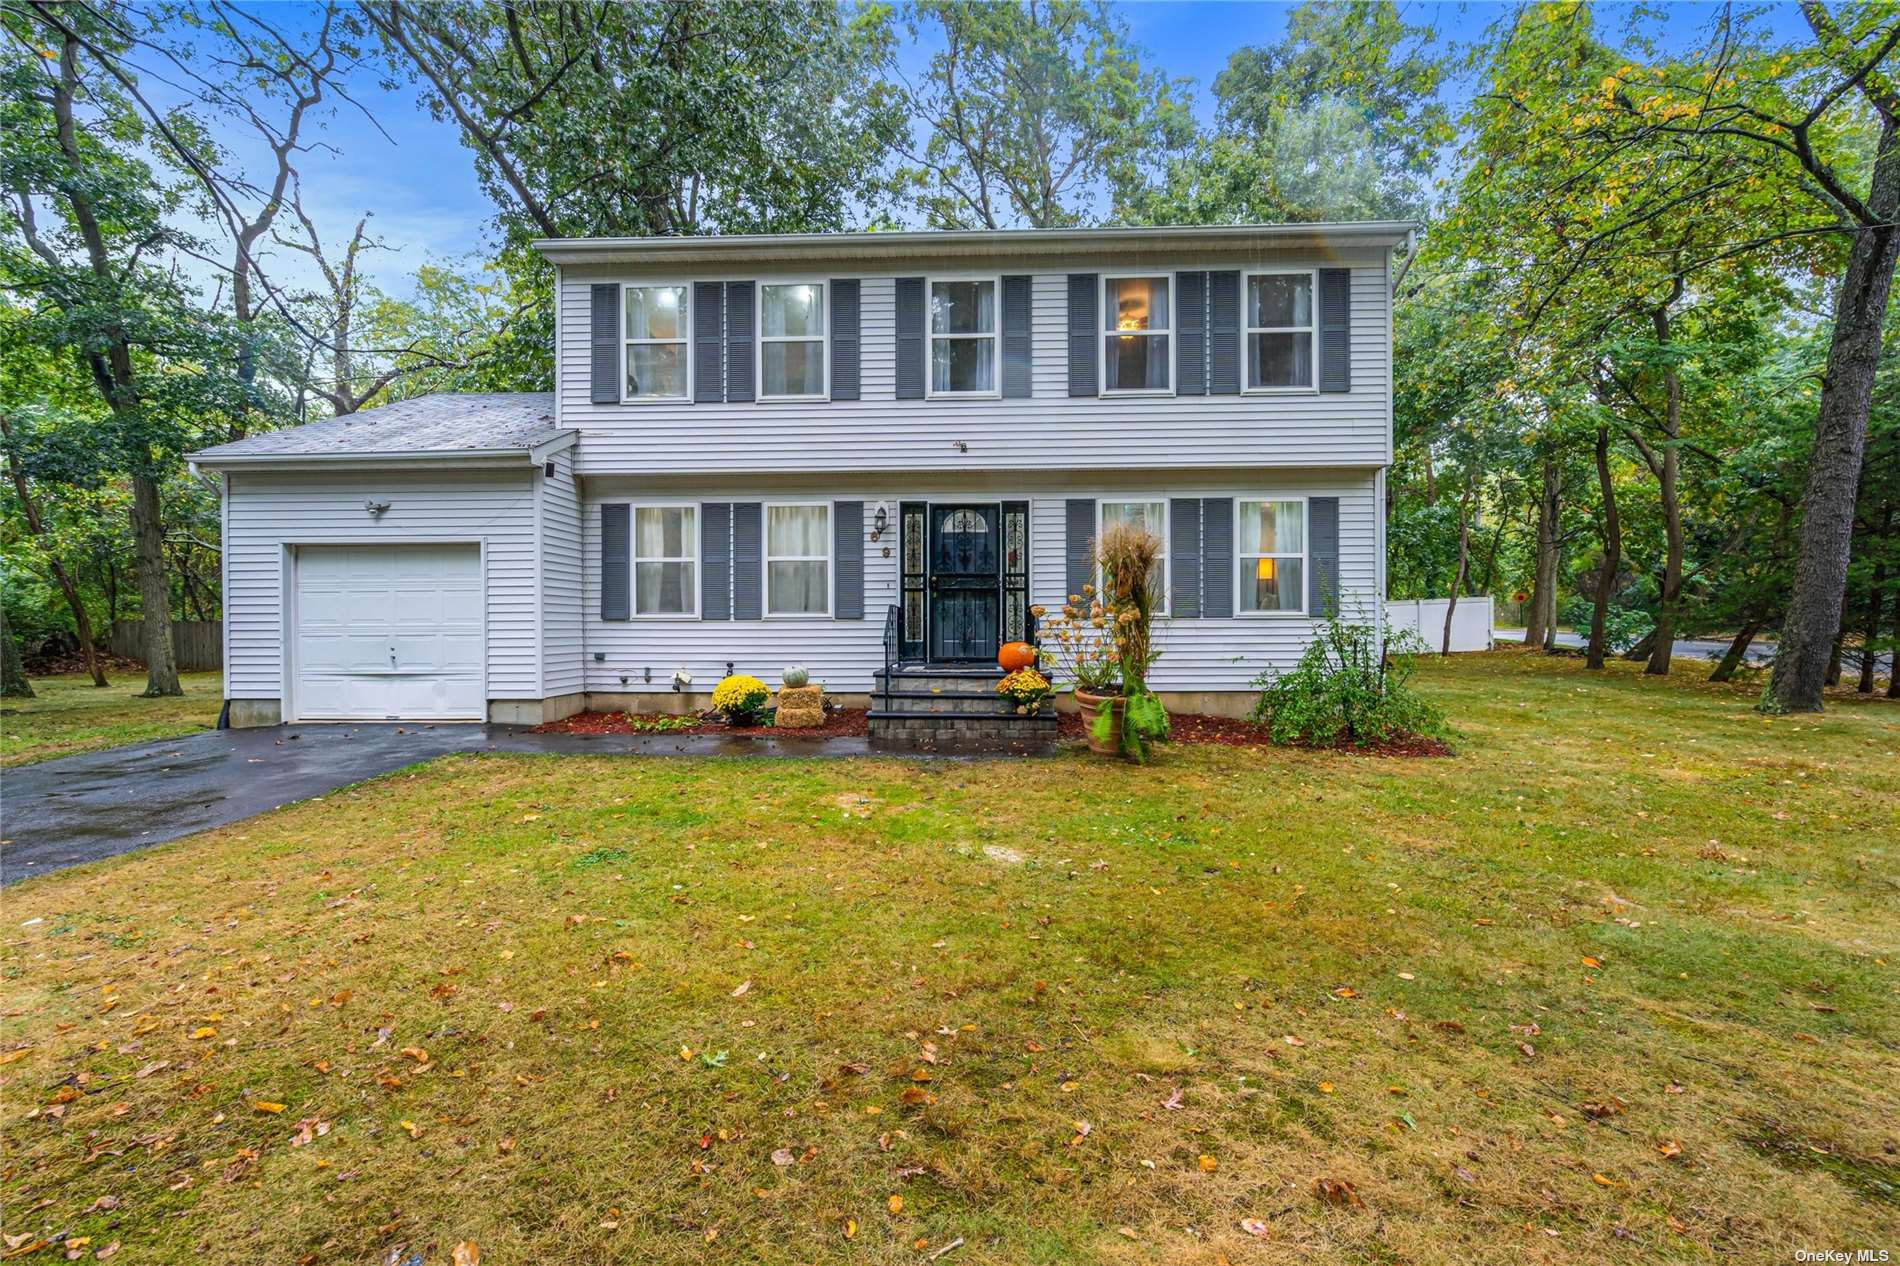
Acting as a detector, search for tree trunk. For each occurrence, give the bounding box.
[1442,482,1473,656]
[1587,426,1621,670]
[1825,623,1845,686]
[1709,618,1762,683]
[0,602,33,698]
[131,472,181,696]
[1768,115,1900,712]
[1645,298,1684,677]
[1623,628,1657,662]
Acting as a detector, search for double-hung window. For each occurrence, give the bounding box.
[634,505,697,616]
[765,503,830,616]
[928,278,997,395]
[1103,275,1171,393]
[1238,499,1305,613]
[1245,271,1315,390]
[759,282,826,399]
[623,285,689,400]
[1098,499,1168,614]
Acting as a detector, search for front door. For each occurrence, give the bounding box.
[929,504,1000,661]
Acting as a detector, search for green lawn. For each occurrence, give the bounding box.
[2,653,1894,1264]
[0,671,223,767]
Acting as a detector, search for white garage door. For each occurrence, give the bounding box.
[293,544,484,721]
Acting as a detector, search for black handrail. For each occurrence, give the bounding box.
[880,604,898,710]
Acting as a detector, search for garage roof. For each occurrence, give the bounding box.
[189,393,572,467]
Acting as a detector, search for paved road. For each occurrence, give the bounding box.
[0,723,876,886]
[1494,629,1891,673]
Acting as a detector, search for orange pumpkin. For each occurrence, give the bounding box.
[997,641,1037,672]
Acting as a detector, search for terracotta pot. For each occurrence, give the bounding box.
[997,641,1037,672]
[1074,689,1124,756]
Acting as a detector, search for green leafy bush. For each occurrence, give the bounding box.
[1250,620,1447,748]
[1557,595,1649,652]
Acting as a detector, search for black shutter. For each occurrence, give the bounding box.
[1067,274,1098,397]
[1308,496,1340,616]
[1319,269,1351,392]
[725,281,755,403]
[590,284,620,404]
[1064,498,1096,599]
[693,281,723,403]
[1201,497,1234,618]
[1177,271,1208,396]
[732,502,762,620]
[895,277,925,400]
[1001,274,1033,398]
[834,501,864,619]
[701,502,731,621]
[600,503,630,620]
[1170,498,1203,618]
[830,279,860,401]
[1208,271,1240,395]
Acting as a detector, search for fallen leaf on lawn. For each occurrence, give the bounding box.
[1592,1173,1616,1187]
[1657,1139,1683,1159]
[1198,1155,1218,1173]
[919,1041,938,1064]
[252,1101,286,1115]
[888,1194,904,1214]
[289,1118,330,1147]
[401,1046,429,1063]
[771,1148,795,1166]
[1283,1034,1306,1047]
[1581,1098,1625,1120]
[1116,1227,1138,1240]
[679,1045,693,1061]
[1667,1215,1689,1234]
[1239,1218,1269,1238]
[844,1219,858,1240]
[1318,1082,1335,1094]
[498,1137,516,1154]
[1314,1177,1365,1208]
[1582,957,1602,969]
[451,1243,479,1266]
[1332,986,1357,998]
[190,1027,217,1040]
[730,980,752,998]
[0,1048,31,1066]
[1162,1087,1184,1111]
[400,1120,421,1138]
[94,1243,119,1259]
[1517,1042,1536,1059]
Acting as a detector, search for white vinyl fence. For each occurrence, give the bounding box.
[1385,596,1494,653]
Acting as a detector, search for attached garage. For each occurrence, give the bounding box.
[292,544,485,721]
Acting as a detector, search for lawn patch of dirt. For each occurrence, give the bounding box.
[536,707,871,738]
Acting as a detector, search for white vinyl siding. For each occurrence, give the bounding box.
[222,468,541,705]
[556,257,1391,472]
[578,470,1377,696]
[539,451,584,695]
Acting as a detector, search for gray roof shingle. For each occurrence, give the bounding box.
[190,392,565,461]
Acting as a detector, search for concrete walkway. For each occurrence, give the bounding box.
[0,723,878,886]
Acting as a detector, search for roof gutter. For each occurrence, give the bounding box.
[533,221,1420,266]
[187,431,578,474]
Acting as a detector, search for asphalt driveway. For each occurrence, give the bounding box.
[0,723,874,885]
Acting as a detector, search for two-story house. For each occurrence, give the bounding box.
[189,223,1405,734]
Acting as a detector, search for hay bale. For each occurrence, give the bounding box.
[774,684,825,728]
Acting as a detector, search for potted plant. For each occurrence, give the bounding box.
[1034,585,1124,753]
[711,673,770,726]
[1065,521,1169,762]
[996,666,1054,715]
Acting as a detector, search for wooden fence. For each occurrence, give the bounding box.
[107,620,223,671]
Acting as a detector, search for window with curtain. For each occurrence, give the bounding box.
[765,503,831,615]
[1245,273,1314,390]
[929,279,996,394]
[1238,500,1305,612]
[1103,276,1170,392]
[760,283,826,399]
[634,505,696,615]
[623,285,689,399]
[1099,499,1168,614]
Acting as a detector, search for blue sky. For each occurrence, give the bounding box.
[178,1,1801,298]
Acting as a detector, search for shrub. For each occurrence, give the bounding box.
[710,674,770,725]
[996,667,1053,714]
[1250,620,1447,748]
[1557,595,1649,652]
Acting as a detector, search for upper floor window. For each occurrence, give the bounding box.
[1246,272,1314,391]
[1238,499,1305,612]
[634,505,697,615]
[760,283,827,400]
[765,502,831,616]
[1103,276,1171,393]
[929,279,996,396]
[624,285,689,400]
[1099,498,1168,614]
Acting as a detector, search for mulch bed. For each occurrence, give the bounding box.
[1054,708,1453,757]
[534,708,871,738]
